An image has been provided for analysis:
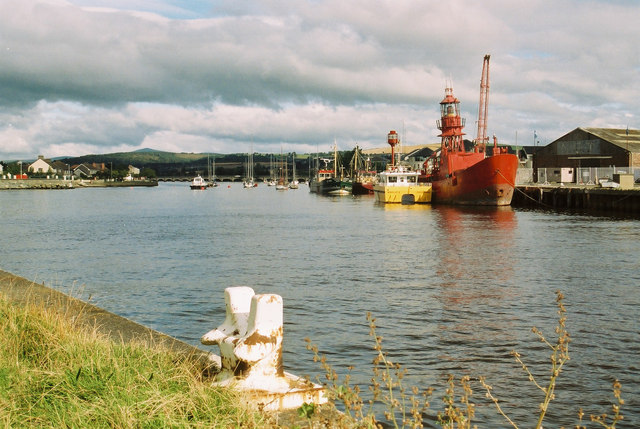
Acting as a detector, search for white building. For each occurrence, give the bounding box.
[28,156,53,174]
[128,165,140,176]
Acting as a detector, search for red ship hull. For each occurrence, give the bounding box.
[430,153,518,206]
[352,181,374,195]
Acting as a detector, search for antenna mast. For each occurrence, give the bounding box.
[476,54,490,149]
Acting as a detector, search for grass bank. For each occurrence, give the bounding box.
[0,294,265,428]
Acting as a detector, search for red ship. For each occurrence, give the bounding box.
[423,55,518,206]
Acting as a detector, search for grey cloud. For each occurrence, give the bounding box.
[0,0,639,159]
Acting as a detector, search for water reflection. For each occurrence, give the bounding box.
[374,201,434,212]
[434,206,517,292]
[428,206,523,423]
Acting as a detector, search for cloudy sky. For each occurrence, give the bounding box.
[1,0,639,160]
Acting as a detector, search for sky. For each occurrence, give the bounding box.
[1,0,639,160]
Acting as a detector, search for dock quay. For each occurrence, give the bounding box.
[0,269,209,360]
[0,178,158,190]
[513,184,640,213]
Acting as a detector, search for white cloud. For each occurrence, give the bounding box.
[0,0,639,160]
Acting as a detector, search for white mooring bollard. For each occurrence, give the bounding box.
[201,286,327,411]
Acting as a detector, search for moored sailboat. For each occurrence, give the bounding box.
[243,150,257,188]
[350,144,377,195]
[289,154,299,189]
[276,149,289,191]
[208,155,219,187]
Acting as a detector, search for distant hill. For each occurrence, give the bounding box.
[62,149,212,166]
[58,147,381,178]
[59,149,220,177]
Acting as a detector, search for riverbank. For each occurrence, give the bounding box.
[0,271,338,427]
[0,269,211,362]
[0,272,270,428]
[0,179,158,189]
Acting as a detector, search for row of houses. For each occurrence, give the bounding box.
[24,156,140,179]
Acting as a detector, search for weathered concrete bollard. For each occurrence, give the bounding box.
[201,286,255,379]
[201,286,326,411]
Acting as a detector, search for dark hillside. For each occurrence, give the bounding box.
[60,149,359,178]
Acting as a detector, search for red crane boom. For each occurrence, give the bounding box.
[476,54,490,149]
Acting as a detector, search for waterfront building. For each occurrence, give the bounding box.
[28,156,53,174]
[534,127,640,183]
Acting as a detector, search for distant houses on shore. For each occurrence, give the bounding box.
[19,156,142,180]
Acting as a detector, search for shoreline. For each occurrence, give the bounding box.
[0,178,158,189]
[0,270,337,425]
[0,269,214,365]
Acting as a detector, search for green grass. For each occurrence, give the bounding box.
[2,290,626,429]
[0,294,266,428]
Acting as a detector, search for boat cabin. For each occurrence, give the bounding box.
[316,169,334,182]
[378,165,420,186]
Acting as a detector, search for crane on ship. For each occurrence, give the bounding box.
[475,54,491,151]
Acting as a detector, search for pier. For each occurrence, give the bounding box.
[0,178,158,190]
[513,184,640,213]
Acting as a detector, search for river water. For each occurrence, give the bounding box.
[1,182,638,427]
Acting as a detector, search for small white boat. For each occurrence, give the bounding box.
[190,175,207,190]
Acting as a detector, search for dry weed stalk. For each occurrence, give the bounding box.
[437,374,476,429]
[306,291,625,429]
[479,290,570,429]
[574,379,625,429]
[368,312,433,429]
[304,313,433,428]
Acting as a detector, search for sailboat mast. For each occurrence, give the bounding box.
[333,140,339,179]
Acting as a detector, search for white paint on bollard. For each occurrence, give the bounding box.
[200,286,327,411]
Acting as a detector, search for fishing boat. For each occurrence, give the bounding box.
[190,175,207,190]
[423,55,518,206]
[309,142,351,195]
[373,131,431,204]
[350,145,377,195]
[308,162,338,194]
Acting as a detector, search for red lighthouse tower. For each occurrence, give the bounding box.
[387,130,399,167]
[423,56,518,205]
[437,86,466,154]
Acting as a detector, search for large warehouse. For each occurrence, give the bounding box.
[535,127,640,170]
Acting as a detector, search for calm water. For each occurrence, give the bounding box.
[1,182,638,427]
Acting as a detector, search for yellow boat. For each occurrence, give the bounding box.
[373,164,432,204]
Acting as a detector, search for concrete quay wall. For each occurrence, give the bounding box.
[0,270,213,365]
[513,185,640,213]
[0,179,158,189]
[0,179,74,190]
